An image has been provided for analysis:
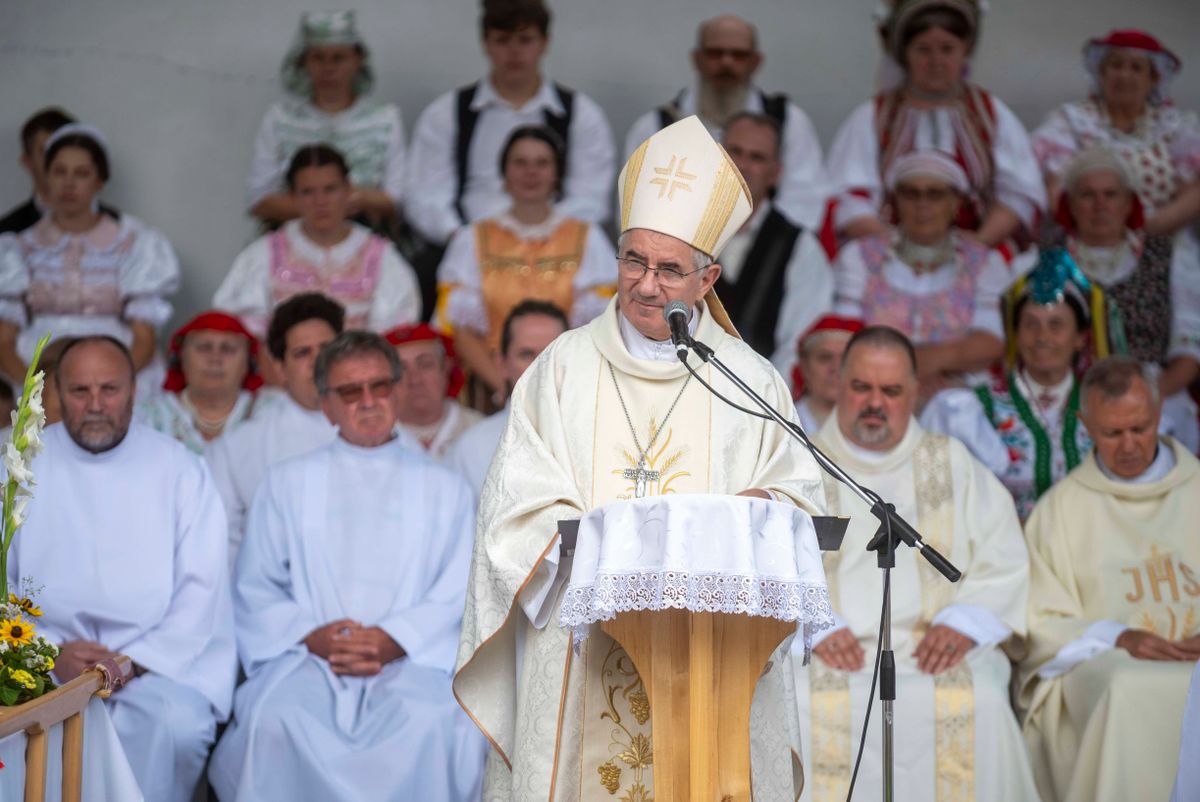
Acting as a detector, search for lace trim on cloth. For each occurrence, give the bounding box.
[560,570,836,662]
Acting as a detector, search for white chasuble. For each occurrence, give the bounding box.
[794,419,1037,802]
[1020,438,1200,802]
[208,438,485,802]
[455,297,826,802]
[6,423,236,802]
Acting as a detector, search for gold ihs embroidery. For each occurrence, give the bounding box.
[1120,547,1200,639]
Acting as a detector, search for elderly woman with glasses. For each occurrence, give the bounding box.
[435,125,614,405]
[833,150,1009,399]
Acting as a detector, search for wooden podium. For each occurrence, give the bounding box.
[561,515,846,802]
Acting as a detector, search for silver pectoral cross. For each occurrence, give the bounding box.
[623,459,661,499]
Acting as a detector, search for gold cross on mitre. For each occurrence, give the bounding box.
[649,155,697,201]
[617,115,753,257]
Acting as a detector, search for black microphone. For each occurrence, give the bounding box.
[663,300,691,360]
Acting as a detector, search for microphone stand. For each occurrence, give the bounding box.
[681,334,960,802]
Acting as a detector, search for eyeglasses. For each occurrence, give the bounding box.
[700,47,755,62]
[617,256,707,289]
[330,377,396,403]
[894,186,955,203]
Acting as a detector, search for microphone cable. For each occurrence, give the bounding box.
[678,348,892,801]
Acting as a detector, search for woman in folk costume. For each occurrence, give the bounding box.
[824,0,1045,251]
[1032,29,1200,240]
[137,311,266,454]
[436,124,615,407]
[921,249,1119,520]
[0,124,179,397]
[247,10,405,229]
[833,150,1010,399]
[1037,145,1200,451]
[216,143,420,358]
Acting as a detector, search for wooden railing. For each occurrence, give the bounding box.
[0,655,131,802]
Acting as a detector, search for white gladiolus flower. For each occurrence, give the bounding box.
[3,442,32,485]
[11,495,29,529]
[19,422,42,459]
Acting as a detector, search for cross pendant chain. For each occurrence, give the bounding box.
[623,459,662,499]
[607,361,691,500]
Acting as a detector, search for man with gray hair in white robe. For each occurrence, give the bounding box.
[6,335,236,802]
[209,330,485,801]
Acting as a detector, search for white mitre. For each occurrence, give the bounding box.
[619,115,753,257]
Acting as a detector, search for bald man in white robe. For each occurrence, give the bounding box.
[7,336,236,802]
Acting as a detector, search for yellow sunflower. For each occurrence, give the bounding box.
[7,669,35,689]
[0,619,35,648]
[9,595,42,618]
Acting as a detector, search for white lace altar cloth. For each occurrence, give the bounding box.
[559,495,835,661]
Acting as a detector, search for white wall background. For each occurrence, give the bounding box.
[2,0,1197,328]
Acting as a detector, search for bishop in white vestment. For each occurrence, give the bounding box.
[794,327,1038,802]
[455,116,827,801]
[7,337,236,802]
[1020,357,1200,802]
[209,331,485,801]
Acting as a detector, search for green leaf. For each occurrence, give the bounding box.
[0,685,19,706]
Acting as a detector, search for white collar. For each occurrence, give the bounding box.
[472,76,563,114]
[617,304,701,362]
[1016,368,1075,419]
[1097,440,1177,484]
[492,206,567,239]
[283,218,371,263]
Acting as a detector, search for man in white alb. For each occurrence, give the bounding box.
[455,115,826,801]
[1020,356,1200,802]
[208,331,485,801]
[206,292,343,565]
[446,298,568,495]
[794,325,1038,801]
[7,336,235,802]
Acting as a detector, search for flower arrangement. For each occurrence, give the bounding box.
[0,581,57,705]
[0,334,57,706]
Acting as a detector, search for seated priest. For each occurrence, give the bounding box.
[1020,355,1200,802]
[454,116,826,801]
[6,335,236,802]
[794,325,1038,801]
[385,322,482,459]
[206,292,344,567]
[446,298,568,496]
[208,331,485,801]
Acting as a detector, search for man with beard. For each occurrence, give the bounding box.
[5,335,235,802]
[792,325,1038,801]
[623,14,828,230]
